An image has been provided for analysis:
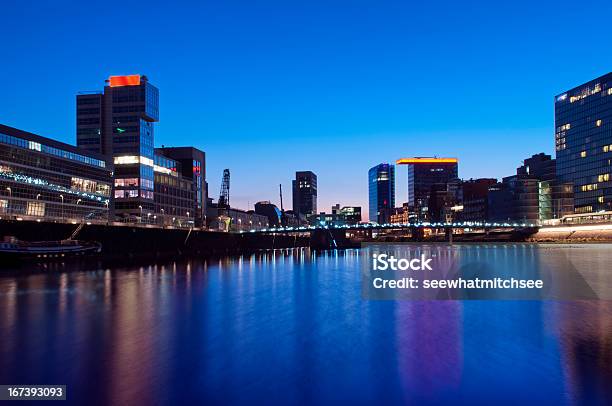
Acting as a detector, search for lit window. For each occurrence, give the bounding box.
[598,196,604,203]
[596,119,602,127]
[604,145,610,153]
[26,201,45,216]
[580,151,587,158]
[114,155,139,165]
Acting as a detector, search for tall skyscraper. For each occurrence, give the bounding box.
[292,171,317,218]
[555,72,612,213]
[396,157,458,221]
[368,163,395,223]
[77,75,159,218]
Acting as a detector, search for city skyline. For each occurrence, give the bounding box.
[2,1,612,218]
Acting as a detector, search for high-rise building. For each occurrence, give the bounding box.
[77,75,159,219]
[396,157,458,221]
[555,72,612,213]
[292,171,317,218]
[368,163,395,223]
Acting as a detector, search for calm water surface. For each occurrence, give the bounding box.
[1,245,612,405]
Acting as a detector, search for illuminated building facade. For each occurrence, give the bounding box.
[150,153,194,226]
[77,75,159,219]
[0,124,111,222]
[368,163,395,223]
[555,72,612,213]
[155,147,206,226]
[396,157,458,221]
[292,171,317,218]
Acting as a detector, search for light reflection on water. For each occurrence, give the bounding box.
[0,245,611,405]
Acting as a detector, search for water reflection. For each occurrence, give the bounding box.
[0,245,611,404]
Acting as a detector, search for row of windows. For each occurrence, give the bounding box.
[1,147,109,183]
[78,118,100,125]
[77,96,101,105]
[0,179,108,208]
[77,108,101,115]
[0,166,110,204]
[115,178,139,187]
[112,105,145,114]
[112,115,140,124]
[581,183,599,192]
[71,177,110,196]
[114,189,154,200]
[77,128,101,136]
[0,132,106,168]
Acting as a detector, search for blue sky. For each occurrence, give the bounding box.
[1,0,611,219]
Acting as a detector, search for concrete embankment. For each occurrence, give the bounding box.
[528,224,612,242]
[0,220,309,259]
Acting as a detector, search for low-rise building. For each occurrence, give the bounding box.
[0,124,112,223]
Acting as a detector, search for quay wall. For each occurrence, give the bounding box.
[0,220,309,259]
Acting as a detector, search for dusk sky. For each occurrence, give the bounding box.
[2,0,612,219]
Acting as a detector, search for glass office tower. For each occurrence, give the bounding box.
[368,163,395,223]
[555,72,612,213]
[77,75,159,219]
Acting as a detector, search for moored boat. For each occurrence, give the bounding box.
[0,236,102,260]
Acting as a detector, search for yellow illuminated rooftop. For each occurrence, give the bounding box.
[396,157,458,165]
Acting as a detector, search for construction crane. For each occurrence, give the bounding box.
[218,169,230,208]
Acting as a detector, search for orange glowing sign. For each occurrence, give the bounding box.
[396,157,458,165]
[109,75,141,87]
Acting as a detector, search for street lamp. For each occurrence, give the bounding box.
[59,195,64,221]
[36,194,41,200]
[5,187,11,216]
[76,199,82,221]
[139,205,143,223]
